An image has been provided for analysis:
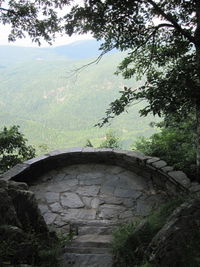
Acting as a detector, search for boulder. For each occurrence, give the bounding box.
[0,180,48,234]
[147,199,200,267]
[0,180,53,266]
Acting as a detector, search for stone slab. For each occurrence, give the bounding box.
[45,192,60,203]
[152,160,167,169]
[62,253,112,267]
[76,186,100,196]
[62,209,96,220]
[168,171,190,188]
[61,192,84,208]
[114,188,142,198]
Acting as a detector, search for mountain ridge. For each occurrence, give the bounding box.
[0,40,158,152]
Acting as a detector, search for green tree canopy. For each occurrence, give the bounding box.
[0,125,35,173]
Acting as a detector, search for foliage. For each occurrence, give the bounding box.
[0,125,35,173]
[0,0,69,45]
[112,197,185,267]
[37,143,50,155]
[0,229,63,266]
[99,131,121,149]
[134,114,196,179]
[85,131,121,149]
[62,0,200,179]
[85,139,93,147]
[61,0,199,126]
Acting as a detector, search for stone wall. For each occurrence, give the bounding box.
[1,147,195,194]
[1,148,199,232]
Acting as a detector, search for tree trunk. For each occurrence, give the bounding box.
[195,1,200,181]
[196,100,200,181]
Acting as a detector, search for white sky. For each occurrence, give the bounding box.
[0,0,93,47]
[0,24,93,47]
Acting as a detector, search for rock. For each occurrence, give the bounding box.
[76,185,100,196]
[0,180,55,266]
[168,171,191,188]
[146,157,160,164]
[62,209,96,220]
[61,192,85,208]
[136,199,154,216]
[8,187,48,233]
[91,198,100,209]
[99,204,126,219]
[147,199,200,267]
[45,192,60,203]
[50,202,63,213]
[43,212,58,224]
[0,186,21,227]
[152,160,167,169]
[114,188,142,198]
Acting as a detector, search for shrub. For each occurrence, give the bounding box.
[112,197,185,267]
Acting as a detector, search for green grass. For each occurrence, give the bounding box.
[112,197,186,267]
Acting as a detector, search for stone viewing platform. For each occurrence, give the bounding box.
[30,163,162,231]
[1,147,198,266]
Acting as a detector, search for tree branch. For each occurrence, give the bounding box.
[0,7,15,14]
[130,23,174,56]
[146,0,195,44]
[66,49,109,79]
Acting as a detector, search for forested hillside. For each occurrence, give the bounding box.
[0,40,157,152]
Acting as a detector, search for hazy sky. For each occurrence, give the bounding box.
[0,0,92,47]
[0,24,93,47]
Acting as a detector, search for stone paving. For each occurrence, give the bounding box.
[30,163,165,232]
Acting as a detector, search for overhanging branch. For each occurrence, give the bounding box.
[146,0,195,44]
[0,7,15,14]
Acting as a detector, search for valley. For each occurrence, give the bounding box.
[0,40,158,153]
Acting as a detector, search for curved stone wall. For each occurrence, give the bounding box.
[2,147,192,192]
[1,147,197,232]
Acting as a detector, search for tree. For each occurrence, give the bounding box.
[99,131,121,149]
[134,114,196,180]
[1,0,200,179]
[84,131,120,148]
[0,125,35,173]
[0,0,70,45]
[85,139,94,147]
[62,0,200,180]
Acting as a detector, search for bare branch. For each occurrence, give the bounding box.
[146,0,195,44]
[66,49,110,79]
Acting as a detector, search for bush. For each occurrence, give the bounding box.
[99,131,121,149]
[112,197,185,267]
[133,115,196,180]
[0,125,35,173]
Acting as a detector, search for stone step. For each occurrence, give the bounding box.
[61,252,113,267]
[65,246,111,254]
[77,225,117,235]
[70,219,120,227]
[67,234,112,248]
[69,220,119,236]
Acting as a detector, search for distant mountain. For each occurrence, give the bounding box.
[0,40,158,152]
[52,40,105,59]
[0,40,103,66]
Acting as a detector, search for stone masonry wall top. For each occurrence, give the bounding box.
[1,147,197,194]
